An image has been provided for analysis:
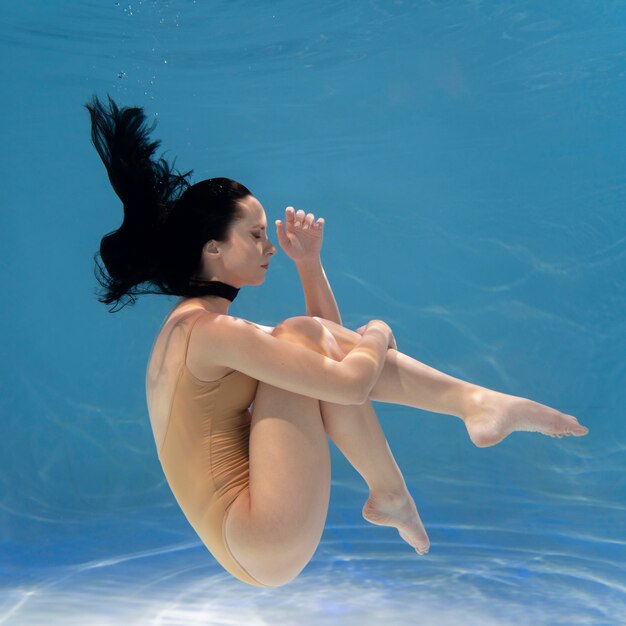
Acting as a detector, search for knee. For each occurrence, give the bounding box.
[271,316,344,360]
[271,315,319,337]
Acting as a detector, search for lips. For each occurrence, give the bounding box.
[261,264,269,269]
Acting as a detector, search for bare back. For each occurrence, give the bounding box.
[145,299,274,452]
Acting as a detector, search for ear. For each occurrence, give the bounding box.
[203,240,220,255]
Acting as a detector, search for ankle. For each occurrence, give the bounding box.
[367,487,409,506]
[460,385,490,422]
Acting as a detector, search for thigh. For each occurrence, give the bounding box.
[224,317,334,586]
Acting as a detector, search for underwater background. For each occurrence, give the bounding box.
[1,1,624,624]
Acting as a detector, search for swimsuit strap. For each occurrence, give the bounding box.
[183,311,207,366]
[159,311,215,457]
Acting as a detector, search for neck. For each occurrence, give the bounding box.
[196,296,231,314]
[185,279,240,312]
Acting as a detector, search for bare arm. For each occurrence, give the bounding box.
[192,315,391,405]
[295,257,342,326]
[341,321,392,403]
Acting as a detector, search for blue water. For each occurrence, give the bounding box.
[1,1,625,624]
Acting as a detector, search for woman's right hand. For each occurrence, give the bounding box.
[354,320,397,350]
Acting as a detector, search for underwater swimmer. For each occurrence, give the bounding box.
[86,94,589,587]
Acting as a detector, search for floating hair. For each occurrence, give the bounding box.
[84,94,193,310]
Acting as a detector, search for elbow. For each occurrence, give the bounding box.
[343,376,369,406]
[336,363,369,405]
[355,382,371,405]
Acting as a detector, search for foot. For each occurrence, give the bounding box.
[362,491,430,555]
[464,387,589,448]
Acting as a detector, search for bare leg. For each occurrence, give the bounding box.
[319,398,430,555]
[295,320,430,555]
[314,318,589,448]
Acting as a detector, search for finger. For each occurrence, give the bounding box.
[276,216,291,243]
[287,212,298,232]
[275,219,287,245]
[287,207,303,230]
[295,209,305,227]
[303,213,315,229]
[315,217,325,229]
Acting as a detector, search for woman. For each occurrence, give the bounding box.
[85,94,589,588]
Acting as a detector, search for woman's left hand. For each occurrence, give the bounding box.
[354,324,398,350]
[275,206,325,262]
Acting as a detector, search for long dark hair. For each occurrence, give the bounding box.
[84,94,252,312]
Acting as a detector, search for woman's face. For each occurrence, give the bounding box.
[206,194,276,286]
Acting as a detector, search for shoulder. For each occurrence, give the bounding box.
[189,310,274,334]
[185,310,275,380]
[167,300,274,335]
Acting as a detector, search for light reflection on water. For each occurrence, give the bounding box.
[3,496,625,626]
